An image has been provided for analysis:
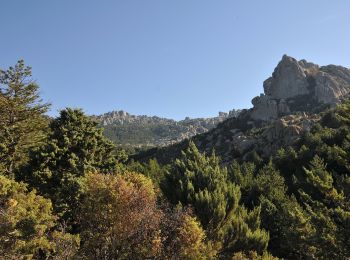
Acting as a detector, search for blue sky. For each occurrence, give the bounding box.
[1,1,350,119]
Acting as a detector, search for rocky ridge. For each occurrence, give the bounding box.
[134,55,350,164]
[96,109,241,147]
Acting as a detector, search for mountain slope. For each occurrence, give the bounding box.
[134,55,350,164]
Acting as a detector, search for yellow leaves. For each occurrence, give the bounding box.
[176,216,205,254]
[79,172,162,258]
[175,215,217,259]
[150,230,162,256]
[7,198,18,208]
[0,175,63,258]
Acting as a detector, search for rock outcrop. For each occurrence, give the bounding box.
[251,55,350,121]
[259,113,320,157]
[251,94,290,121]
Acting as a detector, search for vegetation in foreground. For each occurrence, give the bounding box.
[1,61,349,259]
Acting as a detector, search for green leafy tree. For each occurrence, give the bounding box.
[22,108,118,227]
[163,141,269,257]
[0,60,50,177]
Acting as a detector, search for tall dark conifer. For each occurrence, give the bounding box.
[24,108,118,228]
[0,60,50,177]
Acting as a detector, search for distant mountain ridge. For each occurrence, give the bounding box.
[95,109,241,147]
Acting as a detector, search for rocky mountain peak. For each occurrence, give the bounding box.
[263,55,315,99]
[251,55,350,121]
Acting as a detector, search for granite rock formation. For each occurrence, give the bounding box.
[251,55,350,121]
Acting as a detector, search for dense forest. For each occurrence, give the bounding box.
[1,60,350,259]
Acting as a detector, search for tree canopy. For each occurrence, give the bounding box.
[1,60,350,259]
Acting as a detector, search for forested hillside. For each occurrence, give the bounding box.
[95,109,240,148]
[1,59,350,259]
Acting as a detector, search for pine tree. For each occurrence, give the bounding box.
[162,141,269,257]
[299,155,350,258]
[229,160,317,258]
[269,99,350,258]
[0,60,50,177]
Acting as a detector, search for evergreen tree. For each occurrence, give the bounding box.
[298,155,350,258]
[229,160,318,258]
[270,101,350,258]
[127,158,168,186]
[22,108,118,227]
[163,141,269,257]
[0,60,50,177]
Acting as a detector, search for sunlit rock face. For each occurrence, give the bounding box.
[263,55,312,99]
[250,55,350,121]
[313,66,350,104]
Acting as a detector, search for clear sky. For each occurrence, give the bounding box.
[1,1,350,119]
